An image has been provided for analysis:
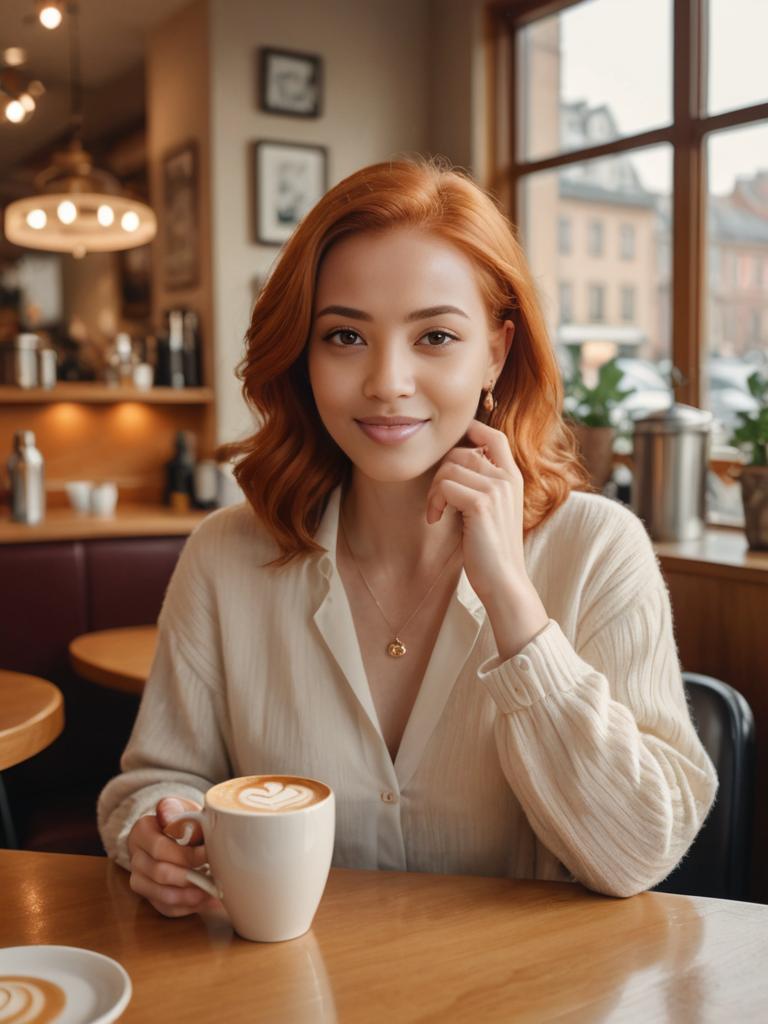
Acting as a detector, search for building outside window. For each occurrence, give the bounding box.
[588,219,604,257]
[621,285,636,322]
[588,284,605,322]
[558,215,572,254]
[559,281,574,323]
[620,223,636,260]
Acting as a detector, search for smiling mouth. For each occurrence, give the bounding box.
[354,419,428,445]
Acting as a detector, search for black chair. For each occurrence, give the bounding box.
[653,672,756,901]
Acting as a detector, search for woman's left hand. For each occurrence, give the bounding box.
[425,418,529,606]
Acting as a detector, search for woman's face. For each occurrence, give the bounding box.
[307,227,513,483]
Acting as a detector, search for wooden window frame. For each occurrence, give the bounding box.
[484,0,768,414]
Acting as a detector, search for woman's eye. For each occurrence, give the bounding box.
[419,331,457,347]
[326,329,363,346]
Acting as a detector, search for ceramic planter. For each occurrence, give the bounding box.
[571,423,616,491]
[740,464,768,550]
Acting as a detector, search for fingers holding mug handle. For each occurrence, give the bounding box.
[161,806,223,901]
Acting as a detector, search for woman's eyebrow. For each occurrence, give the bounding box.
[315,304,470,321]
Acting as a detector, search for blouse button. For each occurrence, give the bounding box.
[380,791,398,803]
[515,654,532,672]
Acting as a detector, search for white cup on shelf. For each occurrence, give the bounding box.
[65,480,94,515]
[90,482,118,518]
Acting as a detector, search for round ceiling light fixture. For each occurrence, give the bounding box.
[4,138,157,257]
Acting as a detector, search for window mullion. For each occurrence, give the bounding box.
[671,0,705,408]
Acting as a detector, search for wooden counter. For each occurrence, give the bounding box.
[653,526,768,585]
[0,504,209,544]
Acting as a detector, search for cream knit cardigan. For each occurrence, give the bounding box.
[97,485,718,898]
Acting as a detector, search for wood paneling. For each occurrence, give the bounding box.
[658,555,768,904]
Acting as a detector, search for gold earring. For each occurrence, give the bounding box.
[483,379,496,413]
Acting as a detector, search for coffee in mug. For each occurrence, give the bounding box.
[166,774,335,943]
[208,775,328,814]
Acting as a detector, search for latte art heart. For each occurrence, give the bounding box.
[208,774,329,814]
[237,781,316,811]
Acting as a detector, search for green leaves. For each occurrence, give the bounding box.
[563,355,635,429]
[729,371,768,467]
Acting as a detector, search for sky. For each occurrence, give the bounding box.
[556,0,768,196]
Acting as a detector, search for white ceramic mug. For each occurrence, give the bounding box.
[90,481,118,518]
[65,480,94,515]
[166,774,335,943]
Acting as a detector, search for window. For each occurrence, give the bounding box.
[490,0,768,523]
[621,285,636,323]
[588,284,605,322]
[559,281,574,323]
[619,223,636,260]
[558,215,572,254]
[587,220,604,257]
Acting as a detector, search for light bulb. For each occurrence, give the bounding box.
[121,210,140,233]
[57,200,77,224]
[26,209,47,230]
[19,92,36,113]
[97,204,115,227]
[5,99,25,123]
[39,4,63,30]
[3,48,27,67]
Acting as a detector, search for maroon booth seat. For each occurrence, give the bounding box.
[0,536,186,855]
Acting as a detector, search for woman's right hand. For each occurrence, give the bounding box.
[126,796,220,918]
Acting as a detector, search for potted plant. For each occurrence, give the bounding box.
[563,353,635,490]
[729,370,768,550]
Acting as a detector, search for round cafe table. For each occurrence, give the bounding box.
[69,625,158,696]
[0,670,65,848]
[0,671,64,773]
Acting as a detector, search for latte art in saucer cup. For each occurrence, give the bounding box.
[166,774,335,942]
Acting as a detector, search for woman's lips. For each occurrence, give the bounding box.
[354,420,427,445]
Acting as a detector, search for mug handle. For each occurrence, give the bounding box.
[163,808,223,901]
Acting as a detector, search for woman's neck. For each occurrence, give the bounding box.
[339,471,462,579]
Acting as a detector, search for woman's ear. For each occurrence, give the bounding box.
[489,318,515,379]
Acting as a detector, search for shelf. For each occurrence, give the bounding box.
[0,384,214,405]
[0,504,210,544]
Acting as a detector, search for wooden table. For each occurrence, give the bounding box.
[0,671,64,772]
[0,671,64,848]
[2,850,768,1022]
[69,626,157,695]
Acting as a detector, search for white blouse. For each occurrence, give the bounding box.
[97,484,718,897]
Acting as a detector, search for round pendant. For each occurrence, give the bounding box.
[387,639,407,658]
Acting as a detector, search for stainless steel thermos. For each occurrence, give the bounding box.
[7,430,45,524]
[631,404,712,541]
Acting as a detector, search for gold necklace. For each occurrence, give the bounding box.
[339,513,462,658]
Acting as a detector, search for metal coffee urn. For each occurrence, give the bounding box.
[631,404,712,541]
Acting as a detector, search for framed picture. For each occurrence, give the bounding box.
[252,140,328,246]
[162,141,198,290]
[258,47,323,118]
[119,243,152,321]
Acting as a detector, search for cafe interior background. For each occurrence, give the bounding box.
[0,0,766,903]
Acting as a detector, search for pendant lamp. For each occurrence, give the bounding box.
[3,5,156,258]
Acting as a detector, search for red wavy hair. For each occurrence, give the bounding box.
[218,156,590,566]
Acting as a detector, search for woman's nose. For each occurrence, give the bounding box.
[362,346,416,401]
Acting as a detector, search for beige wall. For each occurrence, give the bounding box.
[209,0,432,445]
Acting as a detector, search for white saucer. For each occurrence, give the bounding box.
[0,945,132,1024]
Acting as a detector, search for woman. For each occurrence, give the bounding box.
[98,157,717,918]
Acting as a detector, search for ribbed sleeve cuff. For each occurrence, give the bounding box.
[477,618,596,712]
[101,782,208,872]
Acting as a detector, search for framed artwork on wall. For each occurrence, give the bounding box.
[252,140,328,246]
[162,141,199,290]
[258,47,323,118]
